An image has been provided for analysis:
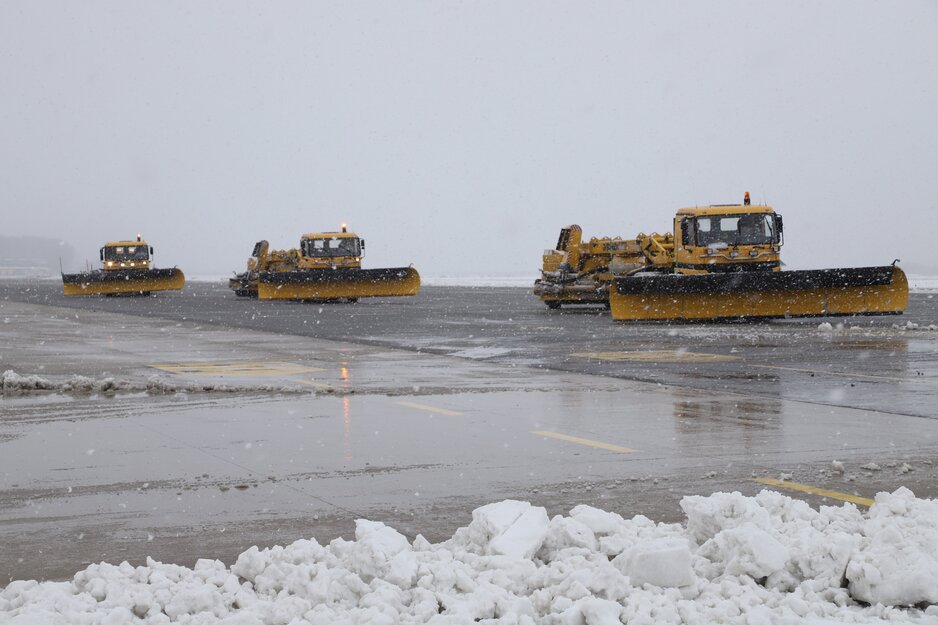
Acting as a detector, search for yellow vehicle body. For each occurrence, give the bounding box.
[533,225,673,308]
[62,237,185,296]
[229,228,420,301]
[607,196,909,321]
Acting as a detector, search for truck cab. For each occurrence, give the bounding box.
[673,203,783,275]
[297,226,364,270]
[99,236,153,271]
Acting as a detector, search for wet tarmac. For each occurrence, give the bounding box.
[1,280,937,581]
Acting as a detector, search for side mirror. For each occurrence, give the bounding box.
[680,219,693,246]
[360,239,365,249]
[99,248,104,261]
[149,246,154,255]
[775,215,784,243]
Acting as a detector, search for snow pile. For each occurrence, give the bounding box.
[0,369,313,397]
[1,369,57,393]
[847,489,938,606]
[891,321,938,332]
[3,490,938,624]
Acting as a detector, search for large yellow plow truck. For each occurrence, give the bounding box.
[538,194,908,321]
[229,226,420,301]
[62,235,185,296]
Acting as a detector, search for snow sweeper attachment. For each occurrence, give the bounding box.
[606,197,909,321]
[610,264,908,321]
[229,227,420,301]
[62,236,185,296]
[533,225,673,309]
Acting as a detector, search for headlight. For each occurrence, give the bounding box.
[729,251,739,258]
[749,249,759,257]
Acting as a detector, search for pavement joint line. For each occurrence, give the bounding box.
[531,430,636,454]
[754,477,874,506]
[396,401,463,416]
[749,364,924,384]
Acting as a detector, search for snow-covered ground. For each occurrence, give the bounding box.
[3,489,937,624]
[420,276,537,288]
[908,275,938,292]
[0,370,312,397]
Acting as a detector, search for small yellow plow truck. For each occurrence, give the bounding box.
[62,236,185,296]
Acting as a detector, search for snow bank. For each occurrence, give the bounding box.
[3,491,938,624]
[847,488,938,606]
[1,369,312,397]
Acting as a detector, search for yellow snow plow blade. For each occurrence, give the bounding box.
[610,265,908,321]
[257,267,420,301]
[62,268,186,296]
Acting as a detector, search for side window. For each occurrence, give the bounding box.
[680,219,694,246]
[762,215,774,239]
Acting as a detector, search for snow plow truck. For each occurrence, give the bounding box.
[536,194,908,321]
[229,226,420,301]
[62,235,185,296]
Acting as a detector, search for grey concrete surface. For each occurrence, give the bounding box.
[1,281,937,582]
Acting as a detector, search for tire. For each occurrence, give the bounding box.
[545,301,562,310]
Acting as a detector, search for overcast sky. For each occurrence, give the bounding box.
[2,1,936,277]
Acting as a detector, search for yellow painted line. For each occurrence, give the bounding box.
[570,350,738,363]
[754,478,874,506]
[396,401,463,416]
[531,430,635,453]
[751,364,918,383]
[151,361,323,377]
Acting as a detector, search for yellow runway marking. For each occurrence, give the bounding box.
[396,401,463,416]
[151,361,323,377]
[570,350,739,363]
[754,478,874,506]
[751,364,921,384]
[532,431,635,453]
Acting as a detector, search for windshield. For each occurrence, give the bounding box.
[694,214,777,246]
[103,245,149,261]
[301,237,361,258]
